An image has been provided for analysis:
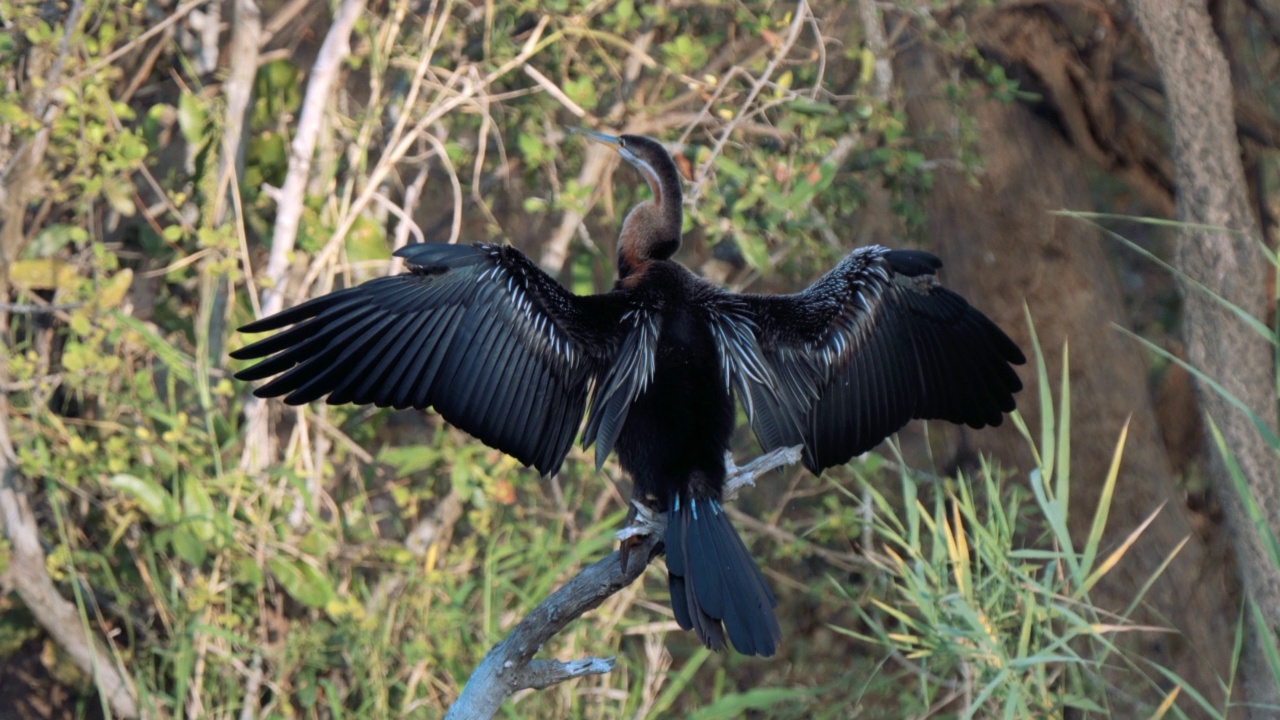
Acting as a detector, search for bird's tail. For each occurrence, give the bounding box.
[665,493,780,656]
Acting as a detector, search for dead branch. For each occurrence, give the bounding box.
[685,0,812,207]
[240,0,368,473]
[538,27,654,273]
[855,0,892,102]
[444,535,662,720]
[0,440,140,718]
[447,446,803,718]
[295,16,555,298]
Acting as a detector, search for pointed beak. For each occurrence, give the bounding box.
[567,126,621,147]
[568,127,652,186]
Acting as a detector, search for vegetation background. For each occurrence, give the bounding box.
[1,0,1278,718]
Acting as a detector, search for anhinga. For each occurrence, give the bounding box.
[231,131,1025,658]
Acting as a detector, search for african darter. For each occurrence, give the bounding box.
[231,131,1025,657]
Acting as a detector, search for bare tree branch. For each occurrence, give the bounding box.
[684,0,812,208]
[240,0,368,473]
[447,446,803,718]
[0,442,140,718]
[1128,0,1280,713]
[445,534,662,720]
[295,16,555,298]
[855,0,892,102]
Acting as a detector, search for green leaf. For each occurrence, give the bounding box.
[786,98,836,116]
[177,92,207,147]
[563,75,595,109]
[379,444,440,475]
[108,473,178,525]
[268,556,336,608]
[344,215,387,263]
[735,232,770,270]
[234,557,265,588]
[170,526,207,565]
[518,133,547,166]
[688,687,818,719]
[181,475,216,542]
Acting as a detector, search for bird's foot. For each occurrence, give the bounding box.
[617,500,667,569]
[722,445,804,502]
[616,500,665,542]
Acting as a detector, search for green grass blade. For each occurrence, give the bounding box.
[1116,326,1280,450]
[1079,419,1129,584]
[1056,210,1278,337]
[1023,304,1056,486]
[1055,340,1071,509]
[1206,416,1280,568]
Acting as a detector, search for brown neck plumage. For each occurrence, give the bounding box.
[616,139,683,284]
[618,201,679,282]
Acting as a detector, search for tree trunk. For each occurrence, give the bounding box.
[1128,0,1280,711]
[895,29,1238,715]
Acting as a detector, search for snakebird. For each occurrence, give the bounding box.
[231,131,1025,657]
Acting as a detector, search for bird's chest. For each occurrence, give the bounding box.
[651,306,720,387]
[615,303,734,496]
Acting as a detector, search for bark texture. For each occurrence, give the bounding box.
[1128,0,1280,711]
[895,25,1238,714]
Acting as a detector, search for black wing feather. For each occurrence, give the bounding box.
[232,242,628,476]
[732,245,1024,473]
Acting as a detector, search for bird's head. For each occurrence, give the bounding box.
[572,129,683,281]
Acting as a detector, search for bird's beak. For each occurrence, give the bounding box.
[567,126,621,147]
[568,127,646,181]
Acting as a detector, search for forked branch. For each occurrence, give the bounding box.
[446,445,803,719]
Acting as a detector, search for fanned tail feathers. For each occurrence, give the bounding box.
[665,493,780,657]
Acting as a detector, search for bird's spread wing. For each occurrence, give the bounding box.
[231,242,626,476]
[580,308,660,470]
[724,246,1025,473]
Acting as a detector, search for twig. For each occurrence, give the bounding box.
[444,534,663,720]
[389,165,430,275]
[523,65,587,117]
[77,0,208,82]
[538,27,655,272]
[212,0,261,227]
[685,0,812,207]
[261,0,316,43]
[240,0,367,473]
[0,373,63,392]
[855,0,893,103]
[0,302,83,314]
[405,491,465,555]
[723,445,803,499]
[237,652,264,720]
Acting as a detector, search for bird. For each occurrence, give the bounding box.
[231,130,1025,658]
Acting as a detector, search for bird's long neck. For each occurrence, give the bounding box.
[617,153,683,282]
[645,160,683,240]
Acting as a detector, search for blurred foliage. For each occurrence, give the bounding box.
[0,1,1210,718]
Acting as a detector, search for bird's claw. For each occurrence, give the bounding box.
[617,500,666,569]
[616,501,664,541]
